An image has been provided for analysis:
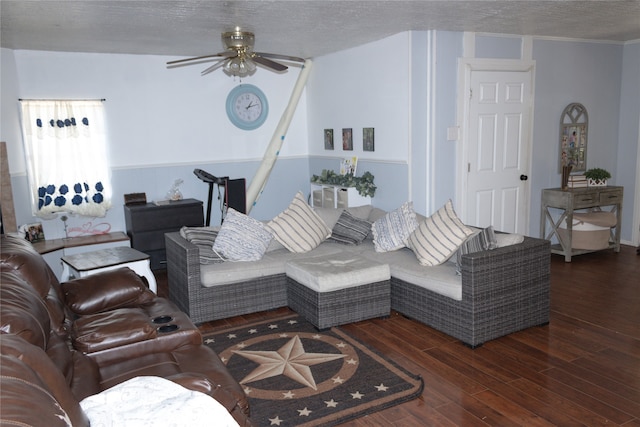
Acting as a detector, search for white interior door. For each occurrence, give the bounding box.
[465,69,533,234]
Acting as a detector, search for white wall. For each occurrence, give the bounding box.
[307,32,411,162]
[617,41,640,244]
[530,39,627,238]
[9,49,309,170]
[306,32,413,212]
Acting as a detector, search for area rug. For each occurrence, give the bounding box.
[203,314,423,426]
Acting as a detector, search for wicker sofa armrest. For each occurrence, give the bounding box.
[458,235,551,344]
[460,235,549,277]
[460,235,550,297]
[165,232,201,315]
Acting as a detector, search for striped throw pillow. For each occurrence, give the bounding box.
[212,208,272,261]
[406,200,474,266]
[455,226,497,274]
[179,226,224,264]
[267,192,331,253]
[329,210,372,245]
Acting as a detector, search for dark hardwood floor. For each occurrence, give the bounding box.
[156,245,640,426]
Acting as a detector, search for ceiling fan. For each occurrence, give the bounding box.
[166,28,305,77]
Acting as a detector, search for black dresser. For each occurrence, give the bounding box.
[124,199,204,269]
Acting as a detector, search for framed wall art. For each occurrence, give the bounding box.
[363,127,375,152]
[324,129,334,150]
[20,222,45,242]
[559,103,588,173]
[342,128,353,151]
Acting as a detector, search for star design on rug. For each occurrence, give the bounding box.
[248,328,258,334]
[351,391,364,399]
[325,399,339,408]
[204,338,215,344]
[332,376,345,384]
[268,324,279,329]
[268,416,283,425]
[233,335,346,390]
[298,407,312,417]
[375,383,389,392]
[227,333,237,339]
[282,391,295,399]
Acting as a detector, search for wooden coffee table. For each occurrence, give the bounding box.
[61,246,157,293]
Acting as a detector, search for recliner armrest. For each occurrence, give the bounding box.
[62,267,155,316]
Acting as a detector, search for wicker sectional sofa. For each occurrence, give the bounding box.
[165,205,550,348]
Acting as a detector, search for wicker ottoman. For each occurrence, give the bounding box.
[285,254,391,329]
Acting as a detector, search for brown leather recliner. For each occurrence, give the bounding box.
[0,234,252,426]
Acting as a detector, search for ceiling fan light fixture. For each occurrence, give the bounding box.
[223,55,256,77]
[168,28,302,77]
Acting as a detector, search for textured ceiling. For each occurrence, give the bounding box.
[2,1,639,60]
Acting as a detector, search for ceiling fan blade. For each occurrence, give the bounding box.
[201,58,227,76]
[166,51,235,66]
[251,54,288,72]
[254,52,305,64]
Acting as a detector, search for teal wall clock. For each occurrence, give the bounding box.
[226,84,269,130]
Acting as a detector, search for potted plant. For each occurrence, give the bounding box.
[584,167,611,187]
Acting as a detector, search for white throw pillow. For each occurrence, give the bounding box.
[212,208,272,261]
[267,192,331,253]
[407,200,474,266]
[80,376,239,427]
[495,232,525,247]
[371,201,418,252]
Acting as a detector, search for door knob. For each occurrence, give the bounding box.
[520,175,528,181]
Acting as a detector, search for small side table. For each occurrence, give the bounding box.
[540,186,623,262]
[61,247,157,293]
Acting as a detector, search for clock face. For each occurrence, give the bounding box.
[226,84,269,130]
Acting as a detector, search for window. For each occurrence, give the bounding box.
[20,100,112,218]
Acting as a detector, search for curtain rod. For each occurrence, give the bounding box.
[18,98,106,101]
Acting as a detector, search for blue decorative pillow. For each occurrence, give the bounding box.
[212,208,272,261]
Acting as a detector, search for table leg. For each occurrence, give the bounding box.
[126,260,158,294]
[61,262,71,282]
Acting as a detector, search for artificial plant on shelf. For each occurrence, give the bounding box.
[311,169,377,198]
[584,167,611,186]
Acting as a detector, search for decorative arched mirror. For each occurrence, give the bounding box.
[559,103,588,173]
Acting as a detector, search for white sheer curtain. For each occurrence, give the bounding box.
[20,100,112,218]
